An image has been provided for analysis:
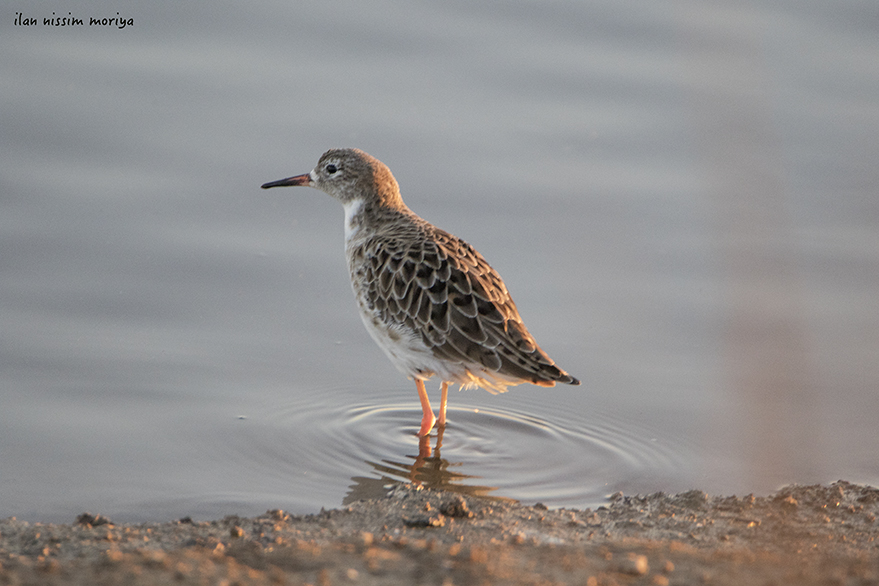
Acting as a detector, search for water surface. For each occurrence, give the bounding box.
[2,0,877,522]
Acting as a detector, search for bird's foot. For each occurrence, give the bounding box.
[418,411,437,437]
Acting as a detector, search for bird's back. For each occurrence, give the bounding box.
[346,208,579,392]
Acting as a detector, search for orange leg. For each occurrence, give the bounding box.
[437,381,449,427]
[416,379,436,437]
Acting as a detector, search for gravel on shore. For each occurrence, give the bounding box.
[1,480,877,585]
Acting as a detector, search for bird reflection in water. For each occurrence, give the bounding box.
[343,427,513,505]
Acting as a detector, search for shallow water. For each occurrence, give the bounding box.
[2,1,878,522]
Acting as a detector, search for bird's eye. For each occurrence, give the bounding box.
[325,164,338,174]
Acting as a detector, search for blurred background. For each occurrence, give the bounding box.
[2,0,877,522]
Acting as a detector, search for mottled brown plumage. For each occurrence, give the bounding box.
[262,148,579,436]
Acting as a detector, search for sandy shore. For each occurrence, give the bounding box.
[1,481,877,585]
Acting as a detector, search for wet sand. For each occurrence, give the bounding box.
[1,481,877,585]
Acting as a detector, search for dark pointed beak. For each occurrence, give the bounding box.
[261,173,311,189]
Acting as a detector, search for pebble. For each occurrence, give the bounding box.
[617,553,649,575]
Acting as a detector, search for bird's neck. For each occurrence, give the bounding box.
[343,196,419,247]
[343,198,365,243]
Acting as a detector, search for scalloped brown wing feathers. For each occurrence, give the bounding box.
[354,217,576,393]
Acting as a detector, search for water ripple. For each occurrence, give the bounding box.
[200,386,697,512]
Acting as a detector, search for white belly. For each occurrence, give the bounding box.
[356,300,441,380]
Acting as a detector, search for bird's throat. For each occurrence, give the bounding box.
[343,198,365,243]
